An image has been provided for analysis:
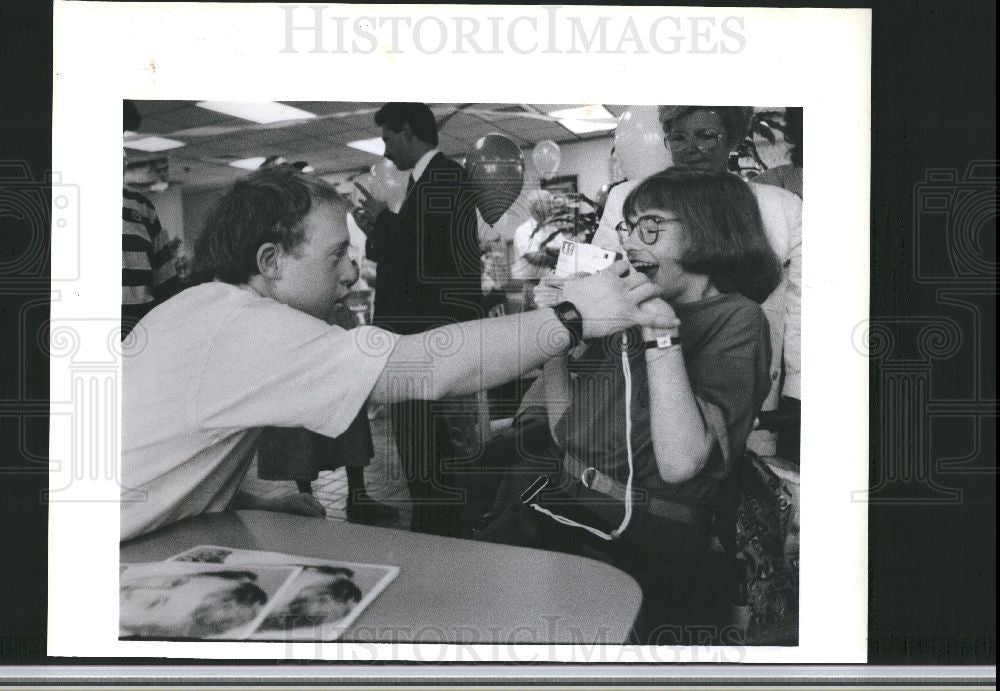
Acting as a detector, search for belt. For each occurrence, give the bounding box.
[561,452,709,526]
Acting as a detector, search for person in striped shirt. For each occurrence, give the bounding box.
[122,100,181,339]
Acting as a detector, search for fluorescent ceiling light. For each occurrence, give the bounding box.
[228,157,267,170]
[547,105,614,120]
[123,136,186,152]
[547,105,617,134]
[556,118,618,134]
[196,101,317,124]
[346,137,385,156]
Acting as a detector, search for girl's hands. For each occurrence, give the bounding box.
[638,296,680,341]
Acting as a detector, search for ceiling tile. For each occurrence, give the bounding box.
[243,127,310,147]
[289,118,354,139]
[134,100,192,117]
[154,105,242,128]
[280,137,336,156]
[465,104,533,122]
[281,101,344,116]
[531,103,601,113]
[437,134,472,157]
[135,116,183,135]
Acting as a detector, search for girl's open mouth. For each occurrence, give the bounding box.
[629,260,658,277]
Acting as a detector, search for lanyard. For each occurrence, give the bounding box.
[531,332,635,541]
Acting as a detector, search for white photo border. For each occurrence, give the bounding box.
[49,1,871,663]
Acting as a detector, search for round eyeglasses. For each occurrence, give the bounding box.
[663,129,724,151]
[615,215,682,245]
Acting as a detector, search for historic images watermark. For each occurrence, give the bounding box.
[2,161,93,499]
[1,160,135,502]
[279,5,746,56]
[854,161,998,505]
[277,617,749,662]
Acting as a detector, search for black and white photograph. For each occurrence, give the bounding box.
[3,0,993,685]
[118,560,302,640]
[118,99,801,646]
[45,3,875,665]
[168,545,399,641]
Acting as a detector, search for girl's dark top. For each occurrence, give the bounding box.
[554,292,772,508]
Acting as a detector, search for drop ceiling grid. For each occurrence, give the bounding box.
[129,100,618,185]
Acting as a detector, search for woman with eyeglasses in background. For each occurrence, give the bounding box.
[593,105,802,461]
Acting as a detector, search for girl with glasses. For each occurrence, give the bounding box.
[592,106,803,462]
[482,169,780,641]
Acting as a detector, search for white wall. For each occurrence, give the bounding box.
[481,135,615,245]
[543,136,615,201]
[181,188,227,250]
[143,185,184,242]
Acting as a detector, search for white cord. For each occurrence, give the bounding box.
[531,332,635,541]
[616,331,636,538]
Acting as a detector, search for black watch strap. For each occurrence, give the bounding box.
[643,334,682,350]
[552,301,583,349]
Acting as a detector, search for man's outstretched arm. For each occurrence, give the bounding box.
[368,263,668,403]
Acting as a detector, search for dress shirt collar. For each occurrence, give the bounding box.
[410,148,440,184]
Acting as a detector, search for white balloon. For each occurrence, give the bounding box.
[614,106,673,181]
[531,140,561,179]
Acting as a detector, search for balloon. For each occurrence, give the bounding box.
[531,140,561,180]
[614,106,673,181]
[464,133,525,225]
[594,183,612,209]
[369,158,408,211]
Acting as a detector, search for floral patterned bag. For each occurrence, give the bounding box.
[735,451,800,644]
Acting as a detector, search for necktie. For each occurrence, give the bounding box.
[406,176,415,196]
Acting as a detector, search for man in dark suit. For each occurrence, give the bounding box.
[355,102,484,537]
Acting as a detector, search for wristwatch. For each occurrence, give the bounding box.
[552,301,583,349]
[643,334,682,350]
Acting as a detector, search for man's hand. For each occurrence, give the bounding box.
[638,296,679,341]
[264,492,327,518]
[351,182,389,235]
[532,274,567,309]
[232,489,326,518]
[560,260,673,338]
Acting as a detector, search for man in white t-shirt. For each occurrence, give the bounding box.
[121,166,672,541]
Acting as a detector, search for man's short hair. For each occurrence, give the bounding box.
[622,168,780,303]
[374,102,439,146]
[657,105,755,152]
[190,166,344,285]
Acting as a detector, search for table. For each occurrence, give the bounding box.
[121,510,642,643]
